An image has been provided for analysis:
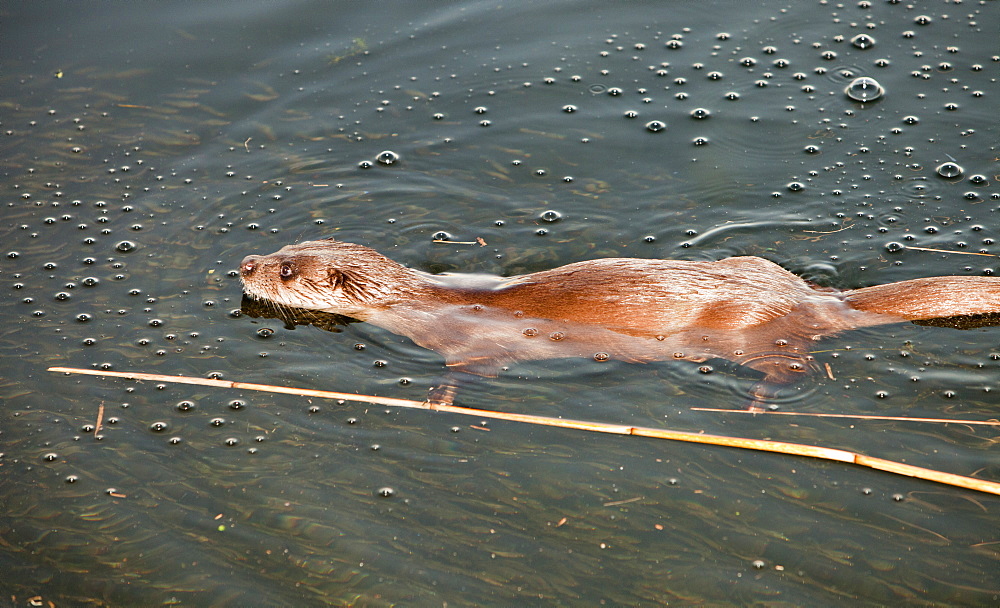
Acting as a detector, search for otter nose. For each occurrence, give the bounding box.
[240,255,259,277]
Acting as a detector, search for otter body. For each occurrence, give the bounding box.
[240,238,1000,402]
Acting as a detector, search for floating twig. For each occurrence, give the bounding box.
[432,239,482,246]
[47,366,1000,496]
[904,245,999,258]
[691,407,1000,426]
[95,401,105,437]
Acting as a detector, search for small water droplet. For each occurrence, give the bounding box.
[645,120,667,132]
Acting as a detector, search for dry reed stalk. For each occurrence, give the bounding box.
[47,366,1000,496]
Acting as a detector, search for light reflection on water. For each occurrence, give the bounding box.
[1,0,999,605]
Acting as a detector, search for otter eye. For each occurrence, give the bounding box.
[279,262,295,280]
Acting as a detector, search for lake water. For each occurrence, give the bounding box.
[2,0,999,605]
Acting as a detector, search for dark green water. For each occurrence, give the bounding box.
[2,1,998,605]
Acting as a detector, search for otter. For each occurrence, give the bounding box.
[239,238,1000,405]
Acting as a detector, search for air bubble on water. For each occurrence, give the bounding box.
[375,150,400,165]
[845,77,883,102]
[850,34,876,49]
[935,162,963,179]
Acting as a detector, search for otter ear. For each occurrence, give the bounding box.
[328,268,370,302]
[328,268,346,289]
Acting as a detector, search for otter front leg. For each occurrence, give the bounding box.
[425,371,483,407]
[426,381,458,407]
[744,364,813,411]
[747,380,781,412]
[738,350,815,411]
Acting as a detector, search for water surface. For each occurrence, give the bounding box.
[2,1,999,605]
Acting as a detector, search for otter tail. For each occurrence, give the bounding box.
[843,276,1000,321]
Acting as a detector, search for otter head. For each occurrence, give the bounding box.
[240,238,415,316]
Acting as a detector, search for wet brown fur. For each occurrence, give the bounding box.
[240,238,1000,402]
